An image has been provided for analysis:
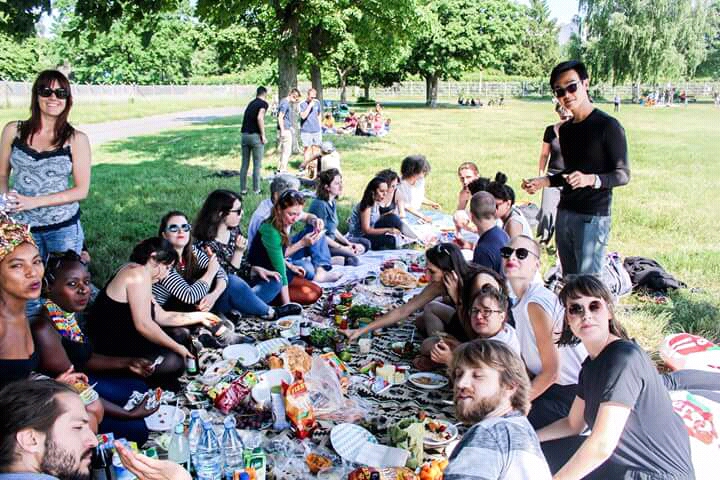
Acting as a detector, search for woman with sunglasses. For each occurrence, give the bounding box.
[0,70,91,261]
[502,235,587,429]
[538,275,695,479]
[343,243,470,343]
[308,169,366,267]
[32,251,156,445]
[536,104,572,245]
[193,190,302,315]
[0,216,102,430]
[246,190,323,305]
[485,172,532,239]
[85,237,221,388]
[347,176,404,251]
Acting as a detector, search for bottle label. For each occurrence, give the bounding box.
[187,357,197,373]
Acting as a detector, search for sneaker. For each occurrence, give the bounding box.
[344,256,360,267]
[274,302,303,318]
[253,189,262,195]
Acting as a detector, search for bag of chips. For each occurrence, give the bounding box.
[214,379,250,414]
[281,377,316,439]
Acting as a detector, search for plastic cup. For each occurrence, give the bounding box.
[358,338,372,354]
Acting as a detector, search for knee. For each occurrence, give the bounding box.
[155,352,184,376]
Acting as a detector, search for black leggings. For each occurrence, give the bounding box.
[528,383,577,429]
[364,214,403,250]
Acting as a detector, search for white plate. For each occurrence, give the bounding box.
[330,423,378,463]
[256,338,291,357]
[251,369,294,406]
[408,372,449,390]
[276,315,302,329]
[222,344,260,366]
[423,419,458,447]
[145,405,186,432]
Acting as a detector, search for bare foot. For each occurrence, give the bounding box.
[315,268,343,283]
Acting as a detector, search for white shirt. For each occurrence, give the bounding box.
[247,198,273,246]
[488,324,522,356]
[511,282,587,384]
[397,177,425,211]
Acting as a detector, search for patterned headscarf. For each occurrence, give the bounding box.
[0,213,35,263]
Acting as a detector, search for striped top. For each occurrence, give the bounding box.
[152,245,227,307]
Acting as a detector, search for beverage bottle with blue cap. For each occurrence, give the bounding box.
[195,421,222,480]
[221,416,244,475]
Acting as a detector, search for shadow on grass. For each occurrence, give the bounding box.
[631,290,720,342]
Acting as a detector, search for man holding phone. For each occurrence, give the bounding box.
[522,61,630,276]
[298,88,323,173]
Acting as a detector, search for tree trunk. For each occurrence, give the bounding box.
[277,8,299,98]
[310,64,323,102]
[425,74,438,106]
[339,72,347,104]
[363,83,370,100]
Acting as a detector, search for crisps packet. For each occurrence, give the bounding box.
[281,377,316,439]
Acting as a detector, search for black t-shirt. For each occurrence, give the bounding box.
[542,125,564,172]
[241,98,269,134]
[549,108,629,216]
[578,339,694,478]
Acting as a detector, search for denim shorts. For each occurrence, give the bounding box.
[300,131,322,147]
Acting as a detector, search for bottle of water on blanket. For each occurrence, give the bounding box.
[187,410,203,470]
[196,421,222,480]
[221,416,244,475]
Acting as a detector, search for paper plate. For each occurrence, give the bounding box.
[251,369,294,406]
[423,419,458,447]
[145,405,185,432]
[330,423,378,463]
[408,372,449,390]
[256,337,291,357]
[276,315,302,330]
[222,344,260,366]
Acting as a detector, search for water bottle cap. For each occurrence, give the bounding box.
[202,420,213,429]
[240,473,250,480]
[224,416,236,428]
[174,423,185,434]
[190,410,200,418]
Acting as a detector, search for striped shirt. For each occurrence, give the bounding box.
[152,245,227,307]
[444,412,551,480]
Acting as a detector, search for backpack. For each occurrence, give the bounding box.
[622,256,686,293]
[603,252,633,297]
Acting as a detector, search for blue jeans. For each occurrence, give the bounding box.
[288,225,332,281]
[88,374,150,446]
[213,273,281,317]
[555,209,610,276]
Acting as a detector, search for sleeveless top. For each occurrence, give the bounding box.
[543,124,565,173]
[9,130,80,229]
[348,203,380,238]
[378,190,398,216]
[86,279,159,358]
[0,350,39,389]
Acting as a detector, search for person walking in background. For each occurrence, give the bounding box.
[522,60,630,276]
[613,94,620,112]
[297,88,322,174]
[276,88,300,174]
[240,86,269,194]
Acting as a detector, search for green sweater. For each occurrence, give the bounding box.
[258,222,289,286]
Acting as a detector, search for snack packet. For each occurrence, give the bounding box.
[214,379,251,414]
[281,378,316,439]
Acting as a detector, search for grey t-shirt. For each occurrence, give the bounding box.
[277,99,294,130]
[444,412,552,480]
[298,100,322,133]
[0,473,59,480]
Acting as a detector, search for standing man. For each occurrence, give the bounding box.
[276,88,300,174]
[240,86,269,194]
[443,339,552,480]
[522,60,630,276]
[297,88,322,173]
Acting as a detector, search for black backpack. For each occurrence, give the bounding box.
[622,256,686,293]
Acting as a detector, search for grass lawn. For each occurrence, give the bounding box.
[0,96,243,126]
[84,98,720,350]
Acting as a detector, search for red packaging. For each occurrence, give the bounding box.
[214,380,250,414]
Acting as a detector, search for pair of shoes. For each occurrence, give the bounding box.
[240,189,248,195]
[253,189,262,195]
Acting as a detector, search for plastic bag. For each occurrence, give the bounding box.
[305,356,368,422]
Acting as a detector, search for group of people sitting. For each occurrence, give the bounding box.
[325,103,391,137]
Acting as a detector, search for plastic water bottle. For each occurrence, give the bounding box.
[221,416,244,475]
[188,410,203,468]
[168,423,191,471]
[195,421,222,480]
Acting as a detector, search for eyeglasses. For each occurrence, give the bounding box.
[567,300,604,317]
[553,81,580,98]
[38,87,70,99]
[470,307,504,317]
[229,208,243,215]
[500,246,539,260]
[165,223,191,233]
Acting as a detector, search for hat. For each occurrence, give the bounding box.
[0,214,36,263]
[320,141,335,154]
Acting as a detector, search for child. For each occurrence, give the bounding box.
[396,154,440,222]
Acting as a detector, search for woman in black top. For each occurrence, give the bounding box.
[536,104,571,244]
[538,276,695,480]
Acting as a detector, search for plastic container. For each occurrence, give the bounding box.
[188,410,203,468]
[168,422,191,471]
[196,421,222,480]
[221,416,245,474]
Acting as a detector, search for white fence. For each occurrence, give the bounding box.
[2,79,719,107]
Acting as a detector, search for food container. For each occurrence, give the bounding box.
[358,338,372,354]
[339,291,353,307]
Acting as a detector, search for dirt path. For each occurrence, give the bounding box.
[79,106,244,147]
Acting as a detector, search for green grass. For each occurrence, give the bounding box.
[83,99,720,349]
[0,96,243,126]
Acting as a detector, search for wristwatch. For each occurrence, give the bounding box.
[593,175,601,189]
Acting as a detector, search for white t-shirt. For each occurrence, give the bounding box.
[511,282,587,385]
[487,324,521,356]
[247,198,273,246]
[397,177,425,211]
[505,206,533,238]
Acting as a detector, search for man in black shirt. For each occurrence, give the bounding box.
[240,86,269,194]
[522,61,630,276]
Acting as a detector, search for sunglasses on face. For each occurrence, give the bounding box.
[229,208,243,215]
[165,223,191,233]
[553,81,580,98]
[500,246,539,260]
[280,189,304,202]
[567,300,604,317]
[471,307,503,318]
[38,87,70,99]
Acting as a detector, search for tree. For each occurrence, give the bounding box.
[578,0,714,85]
[696,1,720,79]
[0,0,51,40]
[505,0,560,78]
[406,0,527,105]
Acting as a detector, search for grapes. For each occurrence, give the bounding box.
[234,401,272,430]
